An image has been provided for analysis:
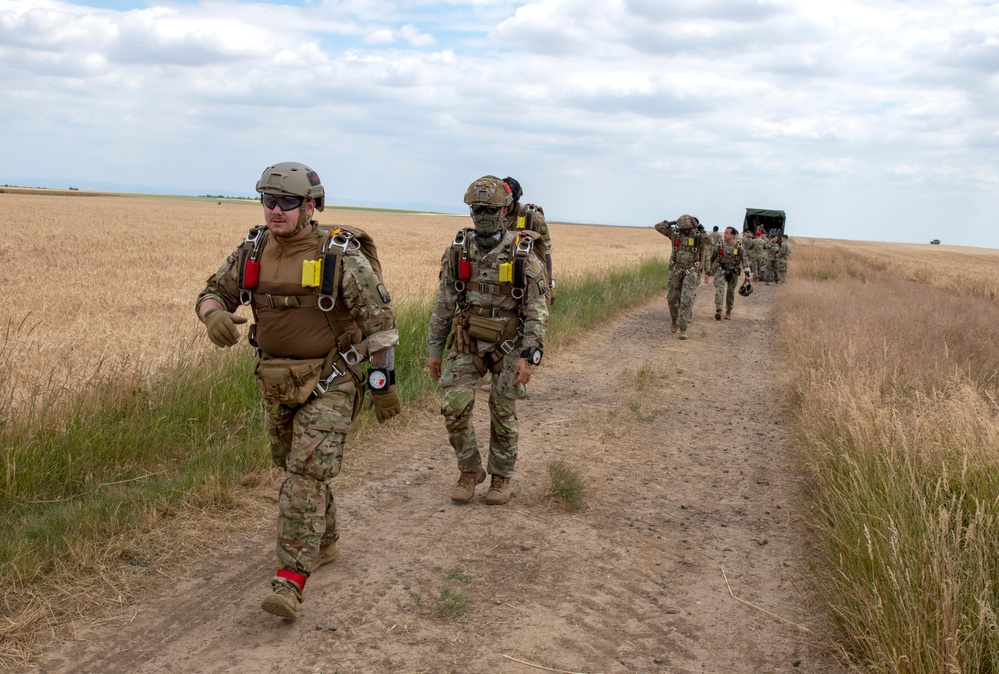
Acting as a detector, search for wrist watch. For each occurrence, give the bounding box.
[367,367,395,393]
[520,347,543,366]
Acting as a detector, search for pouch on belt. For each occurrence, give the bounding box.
[255,357,326,405]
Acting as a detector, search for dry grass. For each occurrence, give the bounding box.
[1,192,661,406]
[779,244,999,672]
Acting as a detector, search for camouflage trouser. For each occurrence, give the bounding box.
[266,380,356,584]
[750,256,762,280]
[777,260,788,282]
[713,271,738,313]
[439,351,526,477]
[667,266,700,330]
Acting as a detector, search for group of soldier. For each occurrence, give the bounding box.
[195,165,552,620]
[194,161,788,620]
[655,216,791,339]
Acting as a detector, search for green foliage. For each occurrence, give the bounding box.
[0,256,666,587]
[545,459,586,511]
[432,585,469,619]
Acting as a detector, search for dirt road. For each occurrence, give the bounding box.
[34,283,852,674]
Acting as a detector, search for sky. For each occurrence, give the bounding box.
[1,0,997,245]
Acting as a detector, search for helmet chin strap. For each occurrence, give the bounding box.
[275,205,313,239]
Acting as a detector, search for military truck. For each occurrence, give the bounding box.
[743,208,785,238]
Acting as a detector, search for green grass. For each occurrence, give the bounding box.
[431,585,469,619]
[545,459,586,511]
[0,256,668,588]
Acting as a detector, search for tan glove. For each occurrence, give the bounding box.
[204,309,247,348]
[369,385,401,423]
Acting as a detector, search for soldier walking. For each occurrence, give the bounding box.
[704,226,751,320]
[776,234,792,282]
[427,176,549,506]
[502,177,555,305]
[655,214,704,340]
[196,162,401,620]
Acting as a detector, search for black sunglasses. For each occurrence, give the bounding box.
[261,194,305,211]
[470,205,501,215]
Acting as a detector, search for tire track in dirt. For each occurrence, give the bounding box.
[34,283,852,674]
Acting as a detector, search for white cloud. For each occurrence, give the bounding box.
[0,0,997,245]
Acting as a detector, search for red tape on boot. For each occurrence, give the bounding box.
[276,569,307,591]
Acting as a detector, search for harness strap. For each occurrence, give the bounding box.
[250,294,322,309]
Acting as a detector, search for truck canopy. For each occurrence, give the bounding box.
[743,208,786,238]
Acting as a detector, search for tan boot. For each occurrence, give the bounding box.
[678,329,688,340]
[484,475,513,505]
[450,468,486,503]
[724,310,731,320]
[670,319,678,334]
[316,541,340,568]
[261,583,301,620]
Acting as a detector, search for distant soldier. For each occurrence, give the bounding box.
[707,225,722,248]
[776,234,792,282]
[655,214,704,340]
[196,162,401,620]
[749,232,765,282]
[704,226,751,320]
[428,176,549,506]
[501,177,555,305]
[766,236,780,285]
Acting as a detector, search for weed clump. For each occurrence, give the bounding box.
[545,459,586,511]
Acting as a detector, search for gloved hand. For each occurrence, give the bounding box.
[204,309,247,348]
[368,385,401,423]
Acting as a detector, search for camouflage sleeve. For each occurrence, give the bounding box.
[520,255,549,351]
[340,248,399,352]
[195,246,242,317]
[707,247,720,276]
[653,221,676,237]
[427,249,459,358]
[528,206,552,256]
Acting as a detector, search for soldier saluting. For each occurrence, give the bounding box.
[427,176,549,506]
[196,162,400,620]
[654,214,705,340]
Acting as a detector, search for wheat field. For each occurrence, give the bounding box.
[1,192,664,403]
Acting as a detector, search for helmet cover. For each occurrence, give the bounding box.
[464,175,513,208]
[256,161,325,211]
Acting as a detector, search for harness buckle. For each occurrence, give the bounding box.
[318,296,336,312]
[511,287,524,300]
[239,290,253,306]
[329,231,361,254]
[454,281,466,293]
[499,331,521,355]
[315,363,345,396]
[452,230,467,246]
[244,227,264,249]
[340,345,363,367]
[515,237,533,255]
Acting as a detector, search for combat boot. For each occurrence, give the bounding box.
[678,329,688,340]
[261,581,302,620]
[724,309,731,319]
[317,541,340,568]
[484,475,513,505]
[450,468,486,503]
[714,310,721,321]
[670,319,678,334]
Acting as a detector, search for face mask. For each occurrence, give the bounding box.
[471,210,503,239]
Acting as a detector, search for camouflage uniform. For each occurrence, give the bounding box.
[749,235,765,281]
[655,215,704,337]
[707,235,750,317]
[196,221,398,601]
[428,229,549,481]
[501,180,555,305]
[776,239,791,282]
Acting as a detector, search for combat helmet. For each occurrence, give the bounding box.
[464,175,513,209]
[256,162,325,211]
[738,281,754,297]
[676,214,698,230]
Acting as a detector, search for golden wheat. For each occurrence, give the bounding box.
[1,192,664,401]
